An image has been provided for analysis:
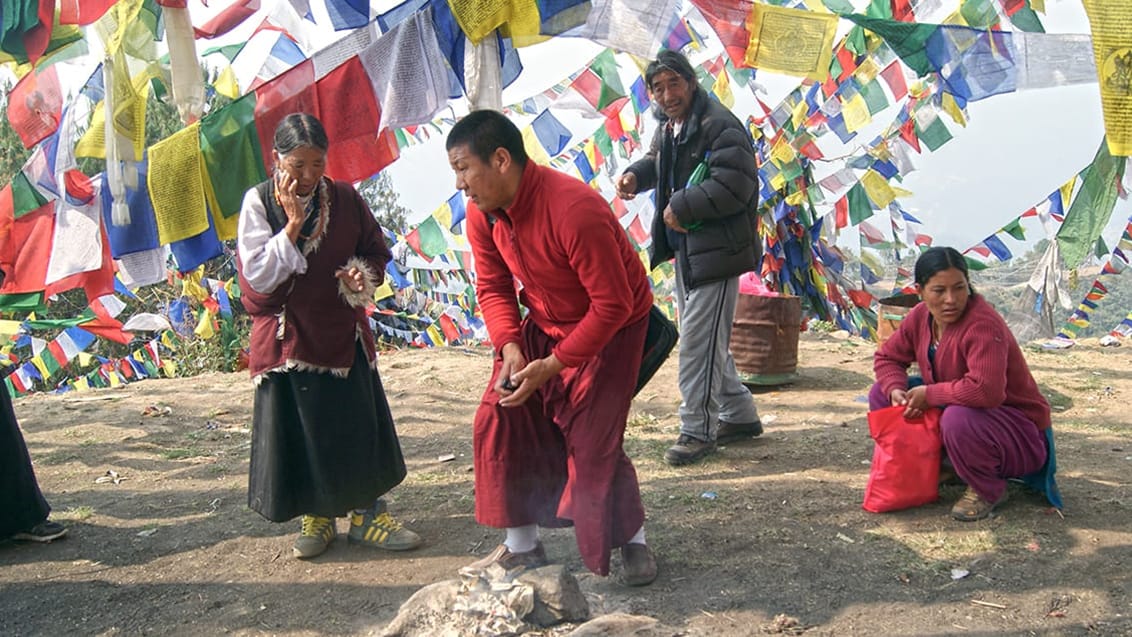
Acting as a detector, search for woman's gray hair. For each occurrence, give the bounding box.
[273,113,329,154]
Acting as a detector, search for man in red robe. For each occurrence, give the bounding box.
[447,110,657,586]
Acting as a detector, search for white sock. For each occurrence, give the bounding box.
[504,524,540,553]
[627,526,646,546]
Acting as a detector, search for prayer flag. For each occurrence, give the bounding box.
[1082,0,1132,155]
[745,4,838,81]
[7,64,62,148]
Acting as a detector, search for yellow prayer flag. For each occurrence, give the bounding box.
[769,138,797,166]
[860,169,896,208]
[853,57,881,85]
[1060,177,1076,209]
[149,123,210,245]
[181,267,208,301]
[940,93,967,127]
[712,68,734,109]
[841,93,871,132]
[1082,0,1132,155]
[0,320,22,337]
[75,377,90,392]
[521,125,552,166]
[108,370,122,387]
[790,99,808,130]
[194,309,216,339]
[1031,0,1045,12]
[30,356,49,379]
[891,185,915,199]
[770,171,787,191]
[433,202,453,230]
[374,281,395,301]
[214,65,240,100]
[78,352,94,367]
[447,0,539,45]
[426,323,445,346]
[96,0,144,55]
[745,3,838,81]
[786,190,806,206]
[162,359,178,377]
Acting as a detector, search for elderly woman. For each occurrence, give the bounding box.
[237,113,420,558]
[871,247,1057,521]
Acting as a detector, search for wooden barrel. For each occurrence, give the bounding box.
[730,293,802,386]
[876,293,920,346]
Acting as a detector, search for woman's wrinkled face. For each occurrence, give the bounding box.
[649,69,694,122]
[918,267,970,327]
[273,145,326,197]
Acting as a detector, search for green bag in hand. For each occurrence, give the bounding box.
[682,151,710,232]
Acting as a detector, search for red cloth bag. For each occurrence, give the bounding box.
[863,405,942,513]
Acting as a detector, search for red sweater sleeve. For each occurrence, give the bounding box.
[924,315,1010,409]
[550,207,641,367]
[467,207,522,352]
[873,304,921,399]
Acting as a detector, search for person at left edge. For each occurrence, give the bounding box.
[236,113,421,559]
[448,109,658,586]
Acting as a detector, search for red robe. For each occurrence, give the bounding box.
[467,163,654,575]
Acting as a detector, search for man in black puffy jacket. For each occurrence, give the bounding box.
[617,49,763,466]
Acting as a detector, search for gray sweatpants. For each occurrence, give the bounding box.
[674,259,759,441]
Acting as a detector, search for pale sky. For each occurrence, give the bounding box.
[386,0,1121,257]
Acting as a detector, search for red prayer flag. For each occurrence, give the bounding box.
[194,0,261,39]
[627,215,649,246]
[899,118,920,153]
[79,315,132,344]
[880,63,908,102]
[0,203,53,294]
[7,65,62,149]
[691,1,750,67]
[59,0,116,25]
[438,314,460,342]
[570,69,603,109]
[834,195,849,229]
[315,57,391,182]
[254,59,318,172]
[846,289,874,309]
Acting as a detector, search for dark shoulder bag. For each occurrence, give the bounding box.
[635,305,677,396]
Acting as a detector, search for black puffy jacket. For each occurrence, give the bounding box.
[625,90,761,290]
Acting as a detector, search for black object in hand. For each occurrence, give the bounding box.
[501,377,518,391]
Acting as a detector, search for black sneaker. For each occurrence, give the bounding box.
[717,419,763,443]
[664,434,717,466]
[12,520,68,543]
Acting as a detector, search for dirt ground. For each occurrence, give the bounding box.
[2,331,1131,636]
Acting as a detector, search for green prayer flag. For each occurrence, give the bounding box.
[594,127,613,158]
[915,116,953,152]
[865,0,893,19]
[822,0,857,13]
[960,0,999,27]
[1001,219,1026,241]
[200,92,266,219]
[0,291,44,311]
[1096,236,1109,259]
[845,26,868,57]
[964,256,989,271]
[589,49,626,111]
[844,15,938,76]
[1057,140,1126,268]
[10,171,48,218]
[1009,5,1045,33]
[415,216,447,259]
[846,182,872,225]
[860,79,889,116]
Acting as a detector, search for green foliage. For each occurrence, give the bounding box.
[358,171,410,233]
[0,81,32,185]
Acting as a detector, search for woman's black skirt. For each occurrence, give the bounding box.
[248,343,406,522]
[0,383,50,537]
